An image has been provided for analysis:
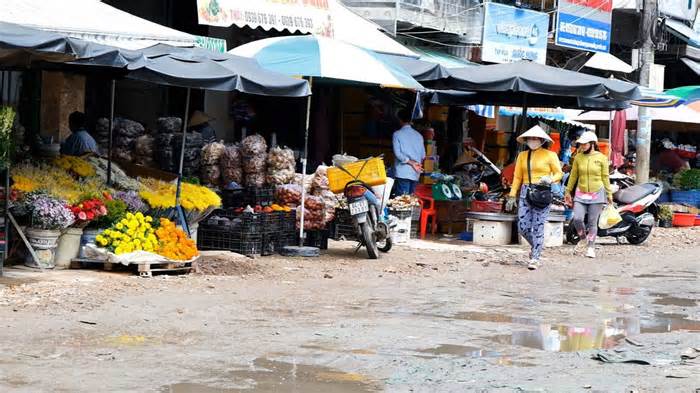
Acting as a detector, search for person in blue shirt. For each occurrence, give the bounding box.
[392,108,425,195]
[60,111,99,156]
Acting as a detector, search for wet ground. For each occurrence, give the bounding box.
[0,227,698,392]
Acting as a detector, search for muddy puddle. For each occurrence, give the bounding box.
[449,311,700,353]
[163,358,378,392]
[651,293,698,307]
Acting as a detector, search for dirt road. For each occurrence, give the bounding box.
[0,227,698,392]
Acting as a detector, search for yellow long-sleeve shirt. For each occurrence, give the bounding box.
[509,148,563,198]
[565,151,612,196]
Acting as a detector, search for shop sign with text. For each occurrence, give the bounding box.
[481,3,549,65]
[197,0,334,37]
[555,0,612,53]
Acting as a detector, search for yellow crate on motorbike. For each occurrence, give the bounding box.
[327,157,387,194]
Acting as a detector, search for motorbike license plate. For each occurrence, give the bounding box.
[349,200,369,215]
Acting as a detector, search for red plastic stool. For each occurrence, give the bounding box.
[415,184,437,239]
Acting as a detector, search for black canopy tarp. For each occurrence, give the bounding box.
[433,61,641,105]
[0,21,84,65]
[379,53,454,82]
[126,44,311,97]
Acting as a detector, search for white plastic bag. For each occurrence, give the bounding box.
[598,205,622,230]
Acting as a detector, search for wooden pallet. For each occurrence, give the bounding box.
[70,258,193,277]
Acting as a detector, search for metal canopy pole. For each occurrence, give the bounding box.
[106,79,115,185]
[299,77,312,246]
[175,87,191,236]
[520,93,529,134]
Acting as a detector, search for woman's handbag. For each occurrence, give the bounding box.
[526,150,553,209]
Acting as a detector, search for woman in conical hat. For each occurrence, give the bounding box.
[506,125,563,271]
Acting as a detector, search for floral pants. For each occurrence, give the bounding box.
[518,186,551,261]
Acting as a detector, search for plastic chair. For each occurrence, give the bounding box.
[415,184,438,239]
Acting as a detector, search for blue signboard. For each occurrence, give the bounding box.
[555,0,612,53]
[481,3,550,64]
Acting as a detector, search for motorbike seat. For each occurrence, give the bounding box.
[614,183,658,204]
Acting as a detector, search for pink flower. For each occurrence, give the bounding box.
[78,211,87,221]
[99,205,107,215]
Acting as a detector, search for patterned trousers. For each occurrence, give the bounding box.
[518,186,551,260]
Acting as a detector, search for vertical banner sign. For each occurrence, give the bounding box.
[556,0,612,53]
[481,3,549,65]
[197,0,334,37]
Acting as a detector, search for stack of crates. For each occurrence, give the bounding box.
[262,211,297,255]
[330,208,356,241]
[197,209,265,256]
[0,171,7,269]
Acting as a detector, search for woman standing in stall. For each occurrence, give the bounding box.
[565,131,613,259]
[506,126,563,271]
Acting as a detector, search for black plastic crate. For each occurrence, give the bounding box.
[200,209,265,235]
[280,211,296,234]
[244,187,275,207]
[276,233,297,249]
[261,233,277,256]
[197,226,262,256]
[220,189,245,208]
[389,209,413,220]
[261,212,282,234]
[303,230,329,250]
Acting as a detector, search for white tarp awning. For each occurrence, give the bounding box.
[0,0,196,50]
[584,52,635,73]
[331,2,417,58]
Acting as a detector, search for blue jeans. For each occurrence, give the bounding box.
[395,178,417,196]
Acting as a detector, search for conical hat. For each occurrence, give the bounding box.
[516,125,553,144]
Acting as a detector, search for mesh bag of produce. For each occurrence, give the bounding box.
[201,141,226,166]
[157,117,182,134]
[275,184,303,206]
[241,134,267,157]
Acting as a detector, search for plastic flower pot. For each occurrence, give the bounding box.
[24,228,61,269]
[54,228,84,269]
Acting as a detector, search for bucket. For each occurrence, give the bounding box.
[24,228,61,269]
[79,228,101,258]
[54,228,84,269]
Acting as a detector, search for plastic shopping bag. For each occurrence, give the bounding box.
[599,205,623,230]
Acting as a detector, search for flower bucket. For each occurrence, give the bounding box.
[24,228,61,269]
[79,228,102,258]
[54,228,84,269]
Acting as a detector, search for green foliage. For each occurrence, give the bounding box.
[658,205,673,221]
[674,169,700,190]
[0,106,16,169]
[92,199,127,229]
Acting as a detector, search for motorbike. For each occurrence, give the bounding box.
[566,171,662,245]
[344,180,392,259]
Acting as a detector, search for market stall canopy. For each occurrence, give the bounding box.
[583,52,635,74]
[331,1,417,58]
[423,89,476,105]
[230,35,423,90]
[631,86,685,108]
[0,0,196,50]
[569,105,700,131]
[407,47,476,69]
[127,44,311,97]
[380,54,453,82]
[0,21,80,65]
[435,61,641,107]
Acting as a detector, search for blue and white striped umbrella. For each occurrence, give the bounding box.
[631,86,685,108]
[230,35,423,90]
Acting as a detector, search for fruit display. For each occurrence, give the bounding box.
[297,195,326,230]
[275,184,303,206]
